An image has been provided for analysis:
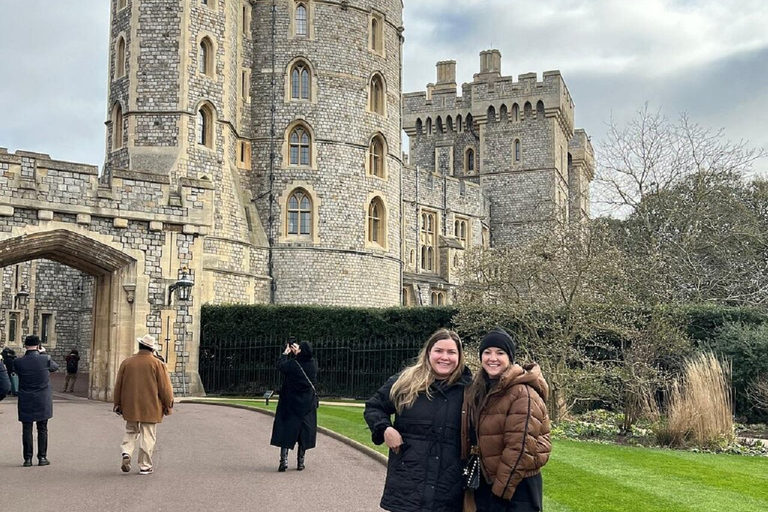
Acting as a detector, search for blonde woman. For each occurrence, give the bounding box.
[364,328,471,512]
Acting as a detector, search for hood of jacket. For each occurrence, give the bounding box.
[494,362,549,402]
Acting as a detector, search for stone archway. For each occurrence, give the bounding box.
[0,229,136,400]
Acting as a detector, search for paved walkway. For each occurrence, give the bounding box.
[0,396,386,511]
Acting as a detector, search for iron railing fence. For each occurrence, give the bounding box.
[199,335,424,398]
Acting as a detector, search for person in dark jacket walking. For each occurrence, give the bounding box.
[0,360,10,401]
[270,339,318,472]
[63,349,80,392]
[461,328,551,512]
[15,334,58,467]
[364,328,471,512]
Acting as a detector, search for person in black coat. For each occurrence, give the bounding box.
[14,335,58,467]
[1,345,17,396]
[0,360,10,401]
[364,328,471,512]
[270,339,318,472]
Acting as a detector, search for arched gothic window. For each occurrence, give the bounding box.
[514,139,521,162]
[368,197,386,245]
[116,37,126,78]
[291,62,310,100]
[296,4,308,36]
[511,103,519,122]
[369,135,385,178]
[289,126,311,166]
[112,103,123,150]
[199,37,214,76]
[466,148,475,174]
[197,105,214,147]
[287,189,312,235]
[537,100,545,116]
[370,74,385,115]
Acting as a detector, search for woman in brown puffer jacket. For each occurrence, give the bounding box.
[461,328,551,512]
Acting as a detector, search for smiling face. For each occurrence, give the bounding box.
[428,338,460,379]
[482,347,511,379]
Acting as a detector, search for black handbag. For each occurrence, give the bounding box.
[463,447,481,490]
[295,360,320,409]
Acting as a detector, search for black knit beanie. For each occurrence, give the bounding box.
[478,327,516,362]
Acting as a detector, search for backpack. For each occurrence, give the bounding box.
[66,355,80,373]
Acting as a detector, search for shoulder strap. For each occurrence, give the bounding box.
[295,360,317,396]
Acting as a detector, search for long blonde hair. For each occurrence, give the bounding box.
[389,329,465,413]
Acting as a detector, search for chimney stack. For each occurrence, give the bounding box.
[434,60,457,92]
[478,49,502,77]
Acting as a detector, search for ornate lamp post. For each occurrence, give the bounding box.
[167,267,194,396]
[167,267,194,305]
[14,284,29,309]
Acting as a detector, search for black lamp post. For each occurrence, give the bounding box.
[167,267,194,305]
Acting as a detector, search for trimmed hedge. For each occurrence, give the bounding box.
[201,304,457,343]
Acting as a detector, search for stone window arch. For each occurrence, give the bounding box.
[111,102,124,150]
[537,100,545,117]
[369,73,386,116]
[291,61,311,100]
[447,116,453,132]
[511,103,519,122]
[457,115,463,132]
[199,37,214,77]
[296,3,308,36]
[278,182,321,243]
[436,116,444,133]
[366,195,387,248]
[289,125,311,166]
[367,133,387,179]
[524,101,532,119]
[466,113,474,131]
[197,103,215,148]
[514,138,521,163]
[370,11,385,55]
[287,188,312,236]
[465,147,475,174]
[426,118,432,135]
[500,104,508,122]
[487,106,496,122]
[454,218,468,247]
[420,210,437,271]
[416,118,423,135]
[115,36,126,79]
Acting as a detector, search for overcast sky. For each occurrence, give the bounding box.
[1,0,766,178]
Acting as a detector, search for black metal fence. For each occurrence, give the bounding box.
[199,335,424,398]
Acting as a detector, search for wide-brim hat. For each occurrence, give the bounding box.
[136,334,158,350]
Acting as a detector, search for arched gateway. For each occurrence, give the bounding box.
[0,230,136,400]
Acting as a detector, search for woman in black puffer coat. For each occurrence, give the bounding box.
[365,329,471,512]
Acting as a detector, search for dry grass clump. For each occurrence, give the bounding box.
[658,352,734,448]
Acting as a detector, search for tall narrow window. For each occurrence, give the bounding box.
[241,69,250,102]
[426,118,432,135]
[370,14,384,53]
[296,4,308,36]
[454,219,467,247]
[514,139,521,162]
[289,126,310,166]
[287,189,312,235]
[116,37,126,78]
[420,211,437,271]
[199,38,214,76]
[242,4,250,35]
[370,74,385,115]
[537,100,545,117]
[8,312,19,345]
[41,313,52,344]
[416,119,423,135]
[369,135,385,177]
[524,102,532,119]
[291,62,310,100]
[367,197,385,245]
[511,103,519,122]
[198,105,213,147]
[457,115,463,132]
[112,104,123,150]
[466,148,475,174]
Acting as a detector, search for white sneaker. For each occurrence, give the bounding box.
[138,467,154,475]
[121,454,131,473]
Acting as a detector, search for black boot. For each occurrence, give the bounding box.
[278,448,289,472]
[297,446,306,471]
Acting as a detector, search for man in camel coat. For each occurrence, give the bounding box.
[113,334,174,475]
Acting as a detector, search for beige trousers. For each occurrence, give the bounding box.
[121,421,158,470]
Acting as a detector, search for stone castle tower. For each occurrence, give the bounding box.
[403,51,593,248]
[104,0,403,307]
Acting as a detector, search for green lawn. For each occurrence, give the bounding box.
[222,399,768,512]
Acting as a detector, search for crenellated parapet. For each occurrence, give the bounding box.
[403,50,575,139]
[0,149,213,232]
